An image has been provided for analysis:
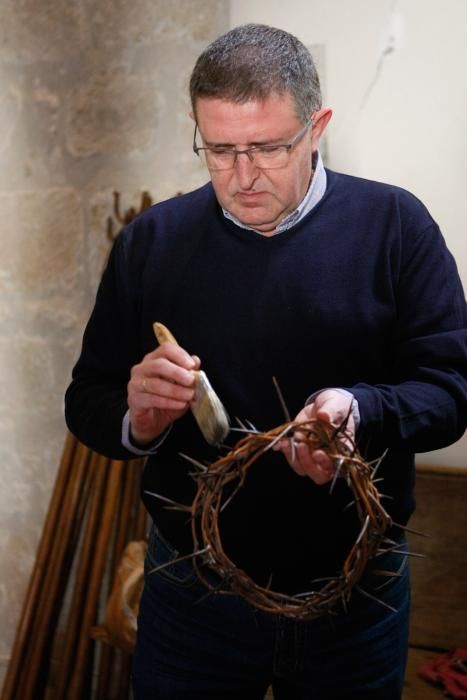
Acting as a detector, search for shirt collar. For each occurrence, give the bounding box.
[222,150,327,235]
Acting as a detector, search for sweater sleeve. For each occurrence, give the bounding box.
[350,221,467,452]
[64,226,144,459]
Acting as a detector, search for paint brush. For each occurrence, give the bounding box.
[153,322,230,446]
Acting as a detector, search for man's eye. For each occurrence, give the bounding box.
[211,147,232,155]
[257,146,283,155]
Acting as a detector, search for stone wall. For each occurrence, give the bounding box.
[0,0,228,684]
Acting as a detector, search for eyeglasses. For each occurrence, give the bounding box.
[192,118,313,171]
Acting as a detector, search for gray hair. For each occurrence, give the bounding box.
[189,24,321,124]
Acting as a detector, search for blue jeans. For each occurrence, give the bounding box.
[132,524,410,699]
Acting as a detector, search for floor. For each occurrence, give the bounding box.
[403,648,446,700]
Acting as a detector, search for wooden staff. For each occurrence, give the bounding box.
[0,433,79,700]
[116,460,147,699]
[16,440,93,700]
[67,460,126,700]
[51,452,111,699]
[93,458,137,699]
[116,652,132,700]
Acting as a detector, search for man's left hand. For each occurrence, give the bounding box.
[274,389,355,485]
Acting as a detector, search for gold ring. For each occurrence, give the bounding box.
[142,378,147,393]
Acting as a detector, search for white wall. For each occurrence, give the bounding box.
[230,0,467,466]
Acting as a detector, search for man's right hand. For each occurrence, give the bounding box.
[127,341,200,445]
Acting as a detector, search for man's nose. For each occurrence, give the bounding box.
[234,152,260,188]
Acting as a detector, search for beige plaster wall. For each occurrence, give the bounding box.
[0,0,228,684]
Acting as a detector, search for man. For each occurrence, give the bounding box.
[65,24,467,700]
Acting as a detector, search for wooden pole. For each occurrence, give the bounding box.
[0,433,79,700]
[116,653,132,700]
[94,459,142,700]
[66,460,126,700]
[51,452,111,699]
[16,440,93,700]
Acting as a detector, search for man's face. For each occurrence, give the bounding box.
[194,93,330,235]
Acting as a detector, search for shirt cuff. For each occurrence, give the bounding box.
[121,410,172,455]
[305,388,360,431]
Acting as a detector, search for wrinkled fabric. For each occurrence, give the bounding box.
[418,648,467,699]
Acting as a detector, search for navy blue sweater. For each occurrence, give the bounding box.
[65,169,467,590]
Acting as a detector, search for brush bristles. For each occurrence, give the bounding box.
[191,371,230,445]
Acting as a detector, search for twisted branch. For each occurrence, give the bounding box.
[146,419,400,618]
[185,418,393,620]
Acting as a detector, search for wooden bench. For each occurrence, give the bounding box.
[404,463,467,699]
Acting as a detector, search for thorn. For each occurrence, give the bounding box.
[355,514,370,547]
[294,588,320,599]
[329,404,352,441]
[366,489,390,513]
[289,436,297,466]
[262,424,293,453]
[375,545,398,557]
[164,505,194,512]
[220,482,243,512]
[375,543,424,558]
[392,521,428,537]
[369,569,403,578]
[272,376,291,422]
[230,427,259,435]
[235,416,249,430]
[370,449,389,479]
[389,550,426,559]
[147,546,211,576]
[354,584,398,613]
[143,489,191,512]
[309,575,339,584]
[179,452,208,472]
[372,556,409,591]
[343,498,358,512]
[329,457,344,494]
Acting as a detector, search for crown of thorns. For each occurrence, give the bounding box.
[146,416,416,620]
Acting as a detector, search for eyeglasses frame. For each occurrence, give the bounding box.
[192,117,313,170]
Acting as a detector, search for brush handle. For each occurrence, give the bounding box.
[152,322,229,445]
[153,322,179,346]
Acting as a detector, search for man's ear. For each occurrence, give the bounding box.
[189,110,196,122]
[311,108,332,151]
